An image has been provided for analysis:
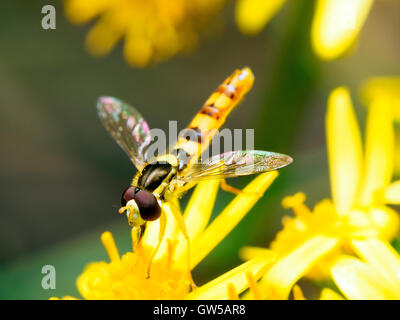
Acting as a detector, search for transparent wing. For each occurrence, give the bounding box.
[97,96,151,170]
[177,150,293,182]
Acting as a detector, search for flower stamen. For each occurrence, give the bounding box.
[292,285,306,300]
[282,192,311,217]
[100,231,120,262]
[246,271,263,300]
[227,283,239,300]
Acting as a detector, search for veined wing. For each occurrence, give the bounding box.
[97,96,151,170]
[177,150,293,182]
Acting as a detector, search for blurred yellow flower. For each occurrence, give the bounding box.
[360,77,400,121]
[52,172,278,300]
[235,0,374,60]
[311,0,374,60]
[331,238,400,299]
[64,0,226,67]
[360,77,400,176]
[239,85,400,299]
[235,0,286,35]
[226,253,345,300]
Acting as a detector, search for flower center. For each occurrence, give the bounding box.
[77,232,191,299]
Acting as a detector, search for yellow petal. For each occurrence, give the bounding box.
[85,18,124,57]
[123,32,153,68]
[319,288,344,300]
[261,235,339,299]
[235,0,286,35]
[49,296,78,300]
[239,246,273,261]
[184,180,220,239]
[326,87,363,215]
[173,180,220,261]
[141,201,181,259]
[351,239,400,289]
[311,0,374,60]
[360,77,400,121]
[383,180,400,205]
[396,131,400,176]
[188,171,278,269]
[331,256,399,299]
[367,206,399,241]
[186,255,274,300]
[64,0,112,24]
[292,285,306,300]
[359,99,394,206]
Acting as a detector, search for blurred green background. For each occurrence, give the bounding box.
[0,0,399,299]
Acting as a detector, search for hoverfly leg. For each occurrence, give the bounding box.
[220,179,263,197]
[146,209,167,279]
[131,225,146,252]
[168,199,197,290]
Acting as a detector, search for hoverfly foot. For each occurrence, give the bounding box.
[220,179,263,197]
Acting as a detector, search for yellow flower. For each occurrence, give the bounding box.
[225,246,345,300]
[360,76,400,175]
[52,172,278,300]
[64,0,226,67]
[239,85,400,299]
[235,0,374,60]
[361,77,400,122]
[331,238,400,299]
[235,0,286,35]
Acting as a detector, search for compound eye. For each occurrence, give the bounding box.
[134,189,162,221]
[121,186,161,221]
[121,186,139,206]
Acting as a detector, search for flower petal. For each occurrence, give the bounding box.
[292,285,306,300]
[188,171,278,269]
[351,239,400,289]
[123,34,153,68]
[319,288,344,300]
[360,77,400,121]
[186,255,274,300]
[49,296,79,300]
[261,235,339,299]
[359,99,394,206]
[64,0,112,24]
[326,87,363,215]
[368,206,399,241]
[331,256,399,300]
[311,0,374,60]
[141,201,181,259]
[174,180,220,261]
[383,180,400,205]
[239,246,274,261]
[235,0,286,35]
[85,17,124,56]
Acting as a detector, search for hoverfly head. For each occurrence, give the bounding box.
[119,186,162,227]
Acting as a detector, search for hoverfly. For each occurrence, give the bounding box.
[97,67,292,279]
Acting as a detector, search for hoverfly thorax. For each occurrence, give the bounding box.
[137,162,174,192]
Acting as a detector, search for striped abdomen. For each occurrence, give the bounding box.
[171,67,254,168]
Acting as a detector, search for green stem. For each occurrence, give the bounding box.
[255,0,320,152]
